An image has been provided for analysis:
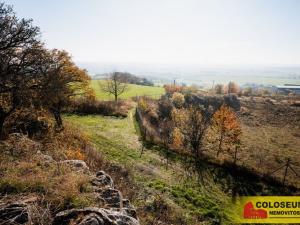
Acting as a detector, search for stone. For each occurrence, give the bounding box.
[0,202,29,224]
[61,160,90,173]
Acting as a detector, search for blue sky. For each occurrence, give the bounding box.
[5,0,300,66]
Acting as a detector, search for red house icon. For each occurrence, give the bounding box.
[244,202,268,219]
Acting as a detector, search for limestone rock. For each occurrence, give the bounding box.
[91,171,114,189]
[61,160,90,173]
[98,188,123,208]
[53,207,139,225]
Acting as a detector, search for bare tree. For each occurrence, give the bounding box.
[101,72,128,101]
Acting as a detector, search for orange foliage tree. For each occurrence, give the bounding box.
[212,105,242,160]
[164,85,184,97]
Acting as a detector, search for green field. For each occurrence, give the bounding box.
[91,80,165,100]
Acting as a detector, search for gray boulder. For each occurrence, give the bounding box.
[98,188,123,208]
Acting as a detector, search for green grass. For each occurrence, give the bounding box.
[90,80,165,100]
[64,110,233,224]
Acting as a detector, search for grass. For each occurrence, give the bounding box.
[90,80,165,100]
[64,110,234,224]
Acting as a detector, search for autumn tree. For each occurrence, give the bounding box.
[0,3,43,137]
[164,84,183,97]
[212,105,242,159]
[101,72,128,101]
[225,81,239,94]
[172,106,209,162]
[40,49,92,129]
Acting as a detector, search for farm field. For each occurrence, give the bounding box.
[90,80,165,100]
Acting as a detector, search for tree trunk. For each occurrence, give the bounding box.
[233,146,238,164]
[0,115,6,139]
[216,132,223,157]
[51,108,63,130]
[114,94,117,102]
[0,109,12,139]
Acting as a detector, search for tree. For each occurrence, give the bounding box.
[101,72,128,101]
[0,2,42,137]
[212,105,242,158]
[225,81,239,94]
[40,49,91,129]
[214,84,224,94]
[172,106,209,162]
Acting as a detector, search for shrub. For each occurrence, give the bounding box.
[158,98,173,119]
[171,92,185,108]
[138,98,149,113]
[164,85,184,97]
[69,98,132,117]
[242,87,253,96]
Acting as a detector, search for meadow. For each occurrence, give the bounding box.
[90,80,165,100]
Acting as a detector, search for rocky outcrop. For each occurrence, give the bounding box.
[53,169,139,225]
[53,207,139,225]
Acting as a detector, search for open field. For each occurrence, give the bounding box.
[90,80,165,100]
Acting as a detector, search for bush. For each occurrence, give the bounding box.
[164,85,184,97]
[138,98,149,113]
[242,87,253,96]
[68,98,132,117]
[171,92,185,108]
[158,98,173,119]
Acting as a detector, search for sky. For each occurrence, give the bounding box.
[5,0,300,66]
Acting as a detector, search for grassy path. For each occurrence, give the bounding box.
[64,110,233,224]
